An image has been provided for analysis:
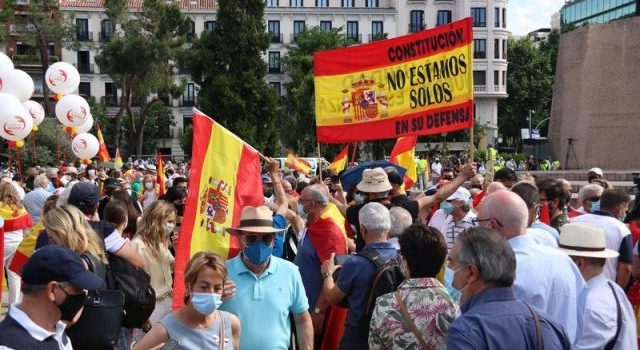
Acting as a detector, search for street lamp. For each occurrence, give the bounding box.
[528,109,535,139]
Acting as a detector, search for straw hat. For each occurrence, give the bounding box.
[558,223,619,258]
[356,167,392,193]
[225,206,285,235]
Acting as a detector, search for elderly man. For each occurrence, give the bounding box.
[223,206,313,350]
[23,174,51,222]
[572,183,604,217]
[321,202,398,349]
[476,190,586,343]
[558,223,637,349]
[447,227,571,349]
[572,188,633,289]
[0,245,104,349]
[434,187,476,252]
[294,184,347,344]
[388,206,412,250]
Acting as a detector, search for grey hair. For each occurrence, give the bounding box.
[34,174,49,188]
[359,202,391,235]
[389,206,412,238]
[21,283,48,295]
[308,184,329,206]
[457,226,515,287]
[284,175,297,191]
[578,184,604,203]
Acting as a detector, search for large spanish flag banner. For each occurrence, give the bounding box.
[173,109,264,308]
[314,18,473,143]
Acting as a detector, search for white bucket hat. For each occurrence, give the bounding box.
[558,223,619,258]
[356,167,392,193]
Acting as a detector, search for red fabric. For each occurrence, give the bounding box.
[156,152,166,196]
[321,306,348,350]
[539,201,551,225]
[0,226,4,302]
[308,217,347,263]
[629,221,640,246]
[389,136,417,188]
[568,207,583,218]
[472,189,486,209]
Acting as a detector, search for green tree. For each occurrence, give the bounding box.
[186,0,282,155]
[0,0,78,115]
[178,125,193,157]
[281,26,354,156]
[95,0,190,156]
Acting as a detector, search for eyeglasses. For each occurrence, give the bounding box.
[471,217,503,228]
[586,196,600,202]
[242,233,275,244]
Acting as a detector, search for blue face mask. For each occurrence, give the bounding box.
[297,203,307,220]
[591,200,600,213]
[354,193,364,204]
[190,292,223,315]
[441,201,454,215]
[244,240,273,265]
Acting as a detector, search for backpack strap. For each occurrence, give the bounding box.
[604,281,622,350]
[357,249,384,269]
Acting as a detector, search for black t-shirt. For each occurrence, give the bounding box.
[389,194,420,222]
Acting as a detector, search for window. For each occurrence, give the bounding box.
[366,0,378,7]
[342,0,354,7]
[371,21,384,41]
[502,8,507,28]
[346,21,359,42]
[266,0,278,6]
[502,70,506,85]
[293,21,305,42]
[183,83,195,107]
[186,20,195,43]
[204,20,216,31]
[76,19,90,41]
[473,70,486,85]
[79,82,91,97]
[494,71,499,87]
[76,51,91,73]
[471,7,486,27]
[320,21,332,32]
[494,39,500,59]
[268,20,281,43]
[268,51,281,73]
[437,10,452,26]
[473,39,486,58]
[502,40,507,59]
[410,10,425,33]
[100,19,112,41]
[104,82,117,106]
[269,82,282,96]
[316,0,328,6]
[290,0,302,6]
[494,7,500,27]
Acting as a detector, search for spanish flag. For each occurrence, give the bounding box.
[389,136,417,189]
[114,148,123,169]
[8,220,45,275]
[1,204,34,300]
[156,151,166,196]
[95,124,110,163]
[285,153,312,175]
[328,145,349,175]
[172,109,263,308]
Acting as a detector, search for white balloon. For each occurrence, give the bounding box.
[22,100,46,127]
[55,94,90,127]
[0,69,34,102]
[0,92,22,110]
[0,53,13,74]
[45,62,80,95]
[75,114,94,134]
[0,104,34,141]
[71,133,99,159]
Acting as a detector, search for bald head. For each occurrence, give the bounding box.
[477,190,528,238]
[486,181,507,195]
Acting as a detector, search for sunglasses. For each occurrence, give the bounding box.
[242,233,275,244]
[586,196,600,202]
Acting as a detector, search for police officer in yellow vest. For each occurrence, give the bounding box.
[486,144,498,177]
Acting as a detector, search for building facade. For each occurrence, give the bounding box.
[4,0,509,157]
[560,0,637,27]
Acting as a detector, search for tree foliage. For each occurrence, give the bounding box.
[186,0,281,155]
[95,0,190,156]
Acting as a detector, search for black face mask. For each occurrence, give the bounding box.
[263,190,273,198]
[174,203,185,217]
[57,286,87,322]
[471,184,483,190]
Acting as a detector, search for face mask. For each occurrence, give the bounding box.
[451,266,470,296]
[441,201,454,215]
[591,200,600,212]
[263,189,273,198]
[145,182,154,190]
[471,184,482,190]
[165,223,175,235]
[126,189,132,195]
[190,292,223,315]
[57,286,87,322]
[65,175,72,182]
[354,193,364,204]
[243,240,273,265]
[174,203,185,217]
[296,203,307,220]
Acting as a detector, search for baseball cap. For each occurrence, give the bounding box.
[103,177,120,188]
[588,167,603,176]
[261,174,273,184]
[22,245,104,290]
[68,182,100,208]
[446,187,471,202]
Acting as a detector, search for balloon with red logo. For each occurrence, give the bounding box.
[71,132,99,160]
[45,62,80,95]
[0,69,34,102]
[22,100,46,128]
[0,53,13,74]
[75,114,94,134]
[55,94,90,127]
[0,102,34,141]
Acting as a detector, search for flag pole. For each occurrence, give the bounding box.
[317,142,323,181]
[468,126,475,163]
[350,141,358,166]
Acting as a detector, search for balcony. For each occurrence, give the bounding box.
[77,31,93,42]
[473,51,487,59]
[180,98,195,107]
[368,33,387,42]
[346,34,362,43]
[270,33,283,43]
[9,24,37,35]
[268,64,282,74]
[74,63,94,74]
[100,96,119,107]
[408,23,425,33]
[12,55,59,66]
[99,31,113,42]
[473,22,486,28]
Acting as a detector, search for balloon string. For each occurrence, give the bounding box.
[16,146,22,179]
[31,132,37,165]
[56,126,61,165]
[7,142,12,170]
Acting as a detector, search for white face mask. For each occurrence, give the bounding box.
[165,223,175,235]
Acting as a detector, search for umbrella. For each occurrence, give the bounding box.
[339,160,406,192]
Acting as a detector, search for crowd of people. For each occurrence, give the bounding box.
[0,155,639,350]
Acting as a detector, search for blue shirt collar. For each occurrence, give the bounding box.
[460,287,517,313]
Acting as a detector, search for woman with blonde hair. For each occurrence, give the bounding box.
[134,251,240,350]
[141,174,158,209]
[131,200,176,340]
[0,182,33,304]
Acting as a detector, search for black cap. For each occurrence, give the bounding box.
[22,245,104,290]
[68,182,100,208]
[103,177,120,189]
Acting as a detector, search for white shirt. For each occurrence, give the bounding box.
[438,211,476,252]
[576,274,637,350]
[527,227,559,247]
[0,304,73,350]
[431,162,442,176]
[427,209,448,232]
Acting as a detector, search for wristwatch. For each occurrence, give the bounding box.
[321,271,332,279]
[313,307,323,314]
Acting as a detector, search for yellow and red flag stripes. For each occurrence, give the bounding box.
[95,124,111,162]
[314,18,473,143]
[0,204,33,232]
[328,145,349,175]
[285,153,312,175]
[8,220,45,274]
[173,109,264,308]
[389,136,418,189]
[156,151,166,196]
[114,148,123,169]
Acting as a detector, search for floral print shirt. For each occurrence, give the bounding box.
[368,278,459,350]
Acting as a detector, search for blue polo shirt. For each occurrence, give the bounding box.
[220,254,308,350]
[272,214,286,258]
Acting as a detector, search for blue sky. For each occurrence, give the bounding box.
[509,0,566,35]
